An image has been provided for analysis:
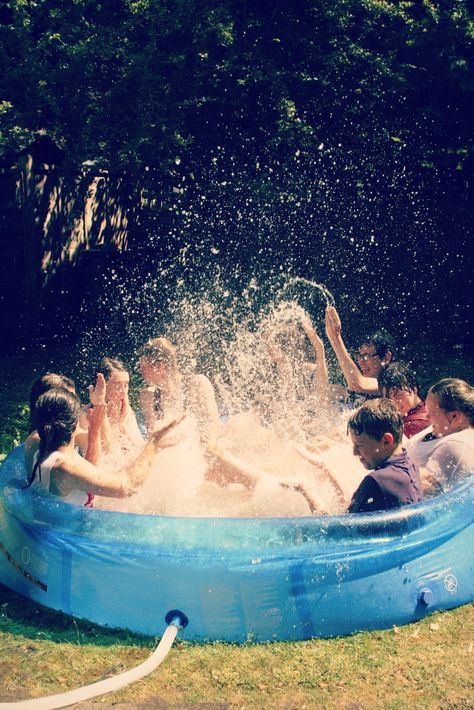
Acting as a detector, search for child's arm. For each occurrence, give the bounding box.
[325,306,379,394]
[55,416,184,497]
[300,311,330,393]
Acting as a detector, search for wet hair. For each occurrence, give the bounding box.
[29,373,76,432]
[99,357,128,380]
[138,337,177,369]
[347,398,404,444]
[428,378,474,425]
[358,329,395,360]
[378,361,420,396]
[25,387,81,489]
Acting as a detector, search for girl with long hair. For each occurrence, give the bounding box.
[25,387,182,505]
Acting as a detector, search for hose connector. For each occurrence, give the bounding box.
[165,609,189,629]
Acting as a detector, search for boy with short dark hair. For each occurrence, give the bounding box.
[292,398,423,514]
[377,361,430,439]
[347,398,423,513]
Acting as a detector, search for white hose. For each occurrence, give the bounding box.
[0,614,185,710]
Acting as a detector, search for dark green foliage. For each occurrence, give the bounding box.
[1,0,473,186]
[0,402,29,457]
[0,1,472,353]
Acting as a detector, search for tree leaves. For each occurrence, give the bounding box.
[0,0,472,189]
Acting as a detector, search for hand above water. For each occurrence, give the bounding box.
[325,305,342,341]
[89,373,107,406]
[149,413,186,451]
[299,311,325,352]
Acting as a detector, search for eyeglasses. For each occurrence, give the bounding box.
[357,352,380,362]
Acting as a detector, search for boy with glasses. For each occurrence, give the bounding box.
[325,305,395,406]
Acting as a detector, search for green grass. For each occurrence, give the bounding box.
[0,583,472,708]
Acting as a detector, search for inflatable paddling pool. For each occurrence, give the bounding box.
[1,445,473,642]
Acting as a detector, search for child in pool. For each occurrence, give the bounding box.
[25,386,182,505]
[293,398,423,514]
[406,378,474,495]
[325,305,395,403]
[25,373,90,473]
[80,357,144,464]
[138,337,220,441]
[377,361,430,439]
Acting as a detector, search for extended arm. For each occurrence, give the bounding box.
[53,416,184,497]
[325,306,379,394]
[299,311,329,393]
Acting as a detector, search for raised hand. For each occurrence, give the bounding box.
[89,373,107,406]
[325,305,342,340]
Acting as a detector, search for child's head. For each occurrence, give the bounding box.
[138,337,177,385]
[25,387,81,489]
[35,387,81,452]
[426,377,474,436]
[377,361,421,417]
[347,398,403,470]
[29,373,76,431]
[355,329,395,378]
[98,357,130,405]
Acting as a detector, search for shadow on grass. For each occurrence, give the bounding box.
[0,582,155,647]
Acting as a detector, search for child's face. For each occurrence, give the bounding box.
[106,370,129,405]
[356,344,382,378]
[140,358,168,386]
[383,387,418,418]
[350,431,393,470]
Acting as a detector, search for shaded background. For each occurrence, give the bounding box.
[0,0,472,362]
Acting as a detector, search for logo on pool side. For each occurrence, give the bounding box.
[444,574,458,593]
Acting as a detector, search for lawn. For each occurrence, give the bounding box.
[0,582,472,708]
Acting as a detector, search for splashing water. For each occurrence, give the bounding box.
[92,274,365,518]
[281,276,336,308]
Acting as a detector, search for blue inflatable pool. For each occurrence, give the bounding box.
[0,445,473,642]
